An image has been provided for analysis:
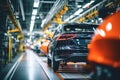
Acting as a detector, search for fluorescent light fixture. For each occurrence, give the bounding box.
[31,20,35,24]
[31,16,36,20]
[4,33,7,36]
[64,15,74,22]
[69,15,74,19]
[77,5,82,8]
[32,9,37,15]
[30,20,35,32]
[30,0,39,33]
[41,19,46,28]
[74,9,83,15]
[33,0,39,7]
[83,0,95,8]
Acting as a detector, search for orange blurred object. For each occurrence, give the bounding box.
[88,10,120,68]
[40,40,50,55]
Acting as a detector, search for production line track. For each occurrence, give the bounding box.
[3,49,59,80]
[3,49,91,80]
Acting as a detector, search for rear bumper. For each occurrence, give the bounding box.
[55,53,88,62]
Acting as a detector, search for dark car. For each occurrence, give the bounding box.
[47,23,98,72]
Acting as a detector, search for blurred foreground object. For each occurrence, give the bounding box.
[88,10,120,80]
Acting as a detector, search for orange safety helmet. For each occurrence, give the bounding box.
[87,10,120,68]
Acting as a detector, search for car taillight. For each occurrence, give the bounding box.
[56,34,77,41]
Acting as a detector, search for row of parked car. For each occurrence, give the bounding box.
[46,23,99,72]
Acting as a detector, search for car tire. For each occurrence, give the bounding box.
[47,57,51,66]
[52,57,59,72]
[51,52,59,72]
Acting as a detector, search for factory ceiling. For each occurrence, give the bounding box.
[2,0,119,41]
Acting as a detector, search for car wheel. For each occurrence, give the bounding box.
[47,57,51,66]
[52,57,59,72]
[51,52,59,72]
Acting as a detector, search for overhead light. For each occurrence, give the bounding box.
[32,9,37,15]
[74,8,83,15]
[69,15,74,19]
[36,16,39,19]
[33,0,39,8]
[83,0,95,8]
[4,33,8,36]
[30,20,35,32]
[64,15,74,22]
[31,16,36,20]
[27,33,30,36]
[77,5,82,8]
[29,0,39,33]
[30,20,35,24]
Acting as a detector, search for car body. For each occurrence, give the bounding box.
[47,23,98,71]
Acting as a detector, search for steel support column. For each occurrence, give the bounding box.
[8,36,12,62]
